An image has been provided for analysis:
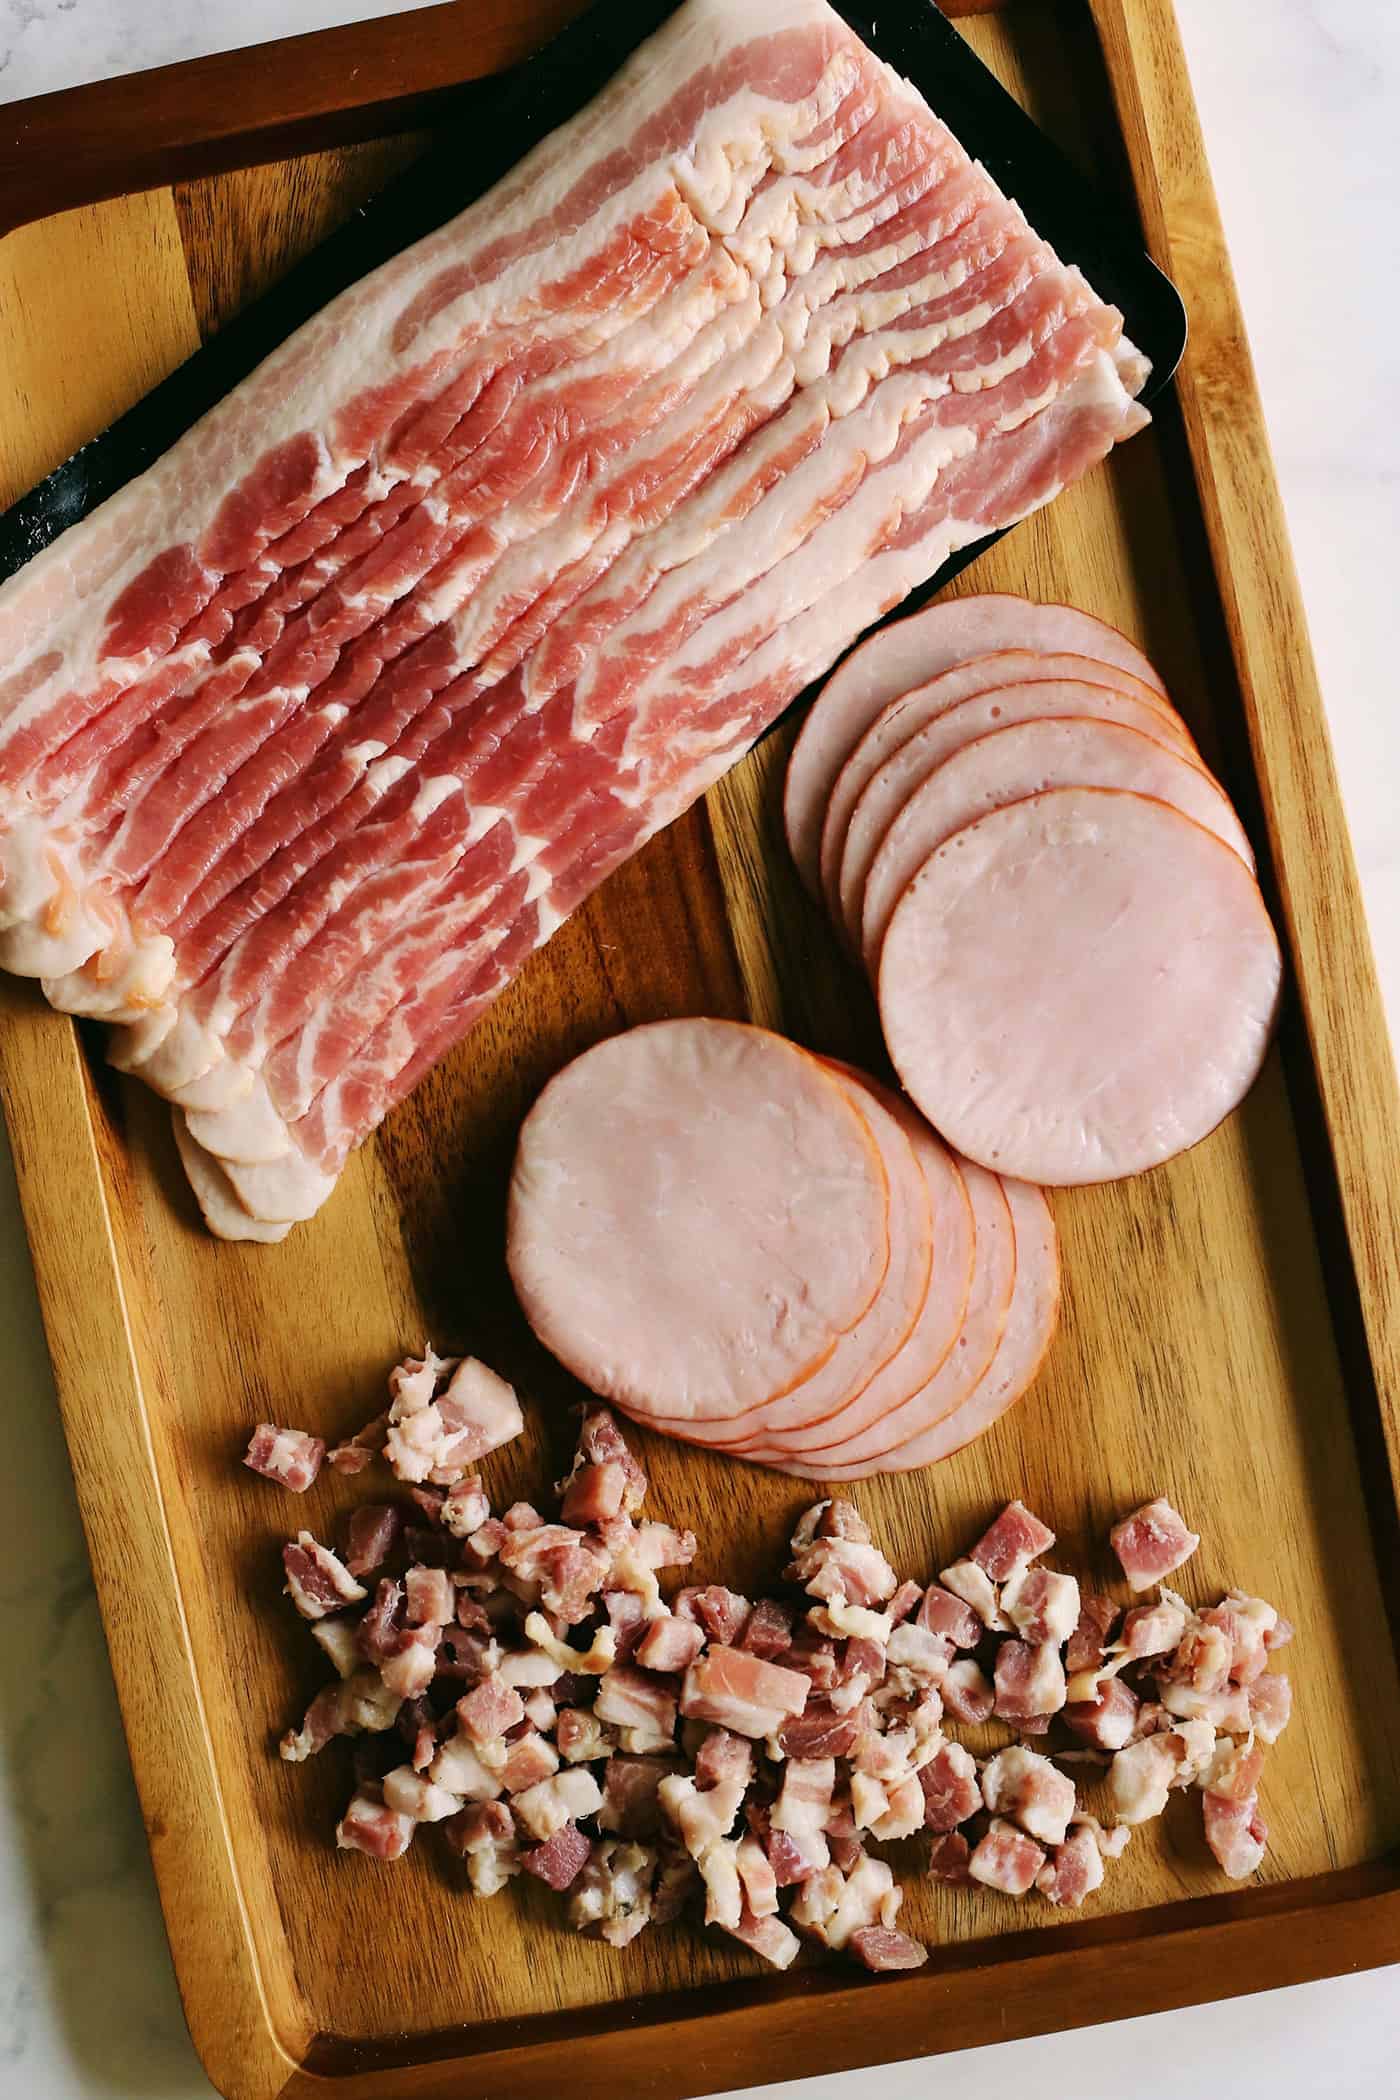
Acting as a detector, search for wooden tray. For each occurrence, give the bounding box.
[3,4,1400,2097]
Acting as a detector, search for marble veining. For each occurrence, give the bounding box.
[0,3,1397,2097]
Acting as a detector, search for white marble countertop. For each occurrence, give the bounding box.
[0,4,1397,2097]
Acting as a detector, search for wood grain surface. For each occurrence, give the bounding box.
[2,5,1399,2098]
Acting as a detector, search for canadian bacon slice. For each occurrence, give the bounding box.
[784,593,1165,892]
[506,1019,889,1422]
[878,787,1283,1186]
[857,714,1254,966]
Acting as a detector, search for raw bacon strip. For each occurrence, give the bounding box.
[785,593,1165,893]
[878,788,1282,1186]
[816,647,1190,916]
[506,1020,888,1422]
[854,708,1252,965]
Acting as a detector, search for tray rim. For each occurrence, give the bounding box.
[1,1,1398,2096]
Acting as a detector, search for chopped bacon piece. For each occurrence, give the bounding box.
[443,1799,520,1894]
[809,1597,895,1646]
[968,1818,1045,1897]
[442,1478,491,1539]
[1066,1593,1120,1674]
[599,1754,684,1840]
[850,1924,928,1972]
[562,1409,649,1517]
[635,1613,706,1674]
[790,1851,901,1950]
[928,1832,973,1885]
[569,1838,657,1946]
[741,1598,796,1658]
[885,1623,953,1685]
[1063,1676,1140,1752]
[918,1740,981,1834]
[938,1560,1006,1631]
[382,1765,461,1823]
[674,1585,750,1646]
[726,1905,800,1970]
[681,1646,808,1739]
[1109,1734,1182,1824]
[697,1837,744,1929]
[1203,1734,1265,1802]
[521,1612,617,1677]
[1036,1824,1104,1908]
[327,1415,389,1476]
[404,1564,455,1627]
[779,1700,860,1760]
[463,1517,508,1566]
[499,1523,611,1625]
[970,1501,1056,1583]
[1118,1597,1189,1661]
[736,1833,780,1919]
[283,1532,367,1620]
[522,1821,593,1890]
[917,1583,982,1650]
[279,1669,402,1762]
[604,1590,647,1663]
[244,1423,325,1493]
[594,1665,679,1752]
[994,1640,1067,1725]
[500,1730,562,1795]
[561,1460,629,1526]
[981,1746,1076,1847]
[1110,1497,1200,1591]
[556,1708,617,1765]
[311,1617,361,1680]
[378,1626,440,1701]
[888,1582,923,1626]
[1160,1616,1233,1695]
[942,1658,996,1725]
[386,1354,524,1485]
[1001,1565,1080,1646]
[513,1767,604,1841]
[1248,1673,1292,1744]
[1158,1678,1251,1732]
[1202,1790,1268,1879]
[789,1536,898,1610]
[431,1730,504,1801]
[336,1782,415,1860]
[457,1678,526,1745]
[694,1727,755,1795]
[813,1501,874,1545]
[344,1504,402,1578]
[870,1775,926,1842]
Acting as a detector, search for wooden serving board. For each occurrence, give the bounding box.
[3,4,1400,2097]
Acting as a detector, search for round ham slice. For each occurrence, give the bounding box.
[783,1160,1017,1476]
[817,649,1189,921]
[838,681,1214,956]
[648,1062,933,1449]
[784,594,1166,893]
[857,715,1255,967]
[878,789,1283,1186]
[727,1068,973,1454]
[804,1179,1059,1478]
[507,1020,890,1421]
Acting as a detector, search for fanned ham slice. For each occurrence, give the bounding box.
[857,714,1254,966]
[818,647,1189,923]
[506,1020,889,1421]
[877,788,1282,1185]
[789,1159,1019,1480]
[650,1060,932,1449]
[838,680,1212,955]
[822,1177,1058,1476]
[733,1074,977,1461]
[784,595,1165,893]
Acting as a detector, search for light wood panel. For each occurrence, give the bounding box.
[2,5,1399,2097]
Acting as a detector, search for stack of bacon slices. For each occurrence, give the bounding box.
[506,1018,1058,1478]
[785,595,1283,1184]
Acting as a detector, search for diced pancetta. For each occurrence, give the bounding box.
[599,1754,685,1840]
[1158,1678,1251,1733]
[569,1840,657,1947]
[1202,1790,1268,1879]
[681,1647,809,1739]
[512,1766,604,1842]
[1036,1824,1104,1908]
[994,1640,1067,1725]
[500,1730,563,1794]
[885,1622,953,1685]
[635,1614,707,1674]
[443,1799,521,1894]
[442,1478,491,1539]
[283,1532,367,1619]
[938,1559,1006,1631]
[968,1818,1045,1897]
[789,1536,898,1610]
[941,1658,996,1725]
[741,1599,797,1658]
[457,1677,526,1744]
[1110,1498,1200,1591]
[918,1583,982,1649]
[430,1729,504,1802]
[1001,1564,1080,1646]
[279,1668,402,1761]
[1065,1592,1120,1673]
[928,1832,973,1885]
[917,1739,981,1834]
[1109,1734,1182,1824]
[981,1746,1076,1847]
[849,1925,928,1971]
[726,1906,801,1970]
[378,1625,440,1699]
[244,1423,325,1493]
[1117,1597,1190,1662]
[970,1501,1056,1583]
[521,1612,617,1676]
[382,1765,462,1823]
[556,1707,618,1765]
[344,1503,402,1577]
[790,1852,901,1950]
[772,1756,836,1865]
[1063,1676,1140,1752]
[779,1700,861,1760]
[310,1616,362,1680]
[674,1586,752,1646]
[386,1355,524,1484]
[336,1783,416,1860]
[888,1582,924,1627]
[404,1563,455,1627]
[594,1664,680,1752]
[736,1834,780,1919]
[1247,1673,1292,1744]
[522,1821,594,1890]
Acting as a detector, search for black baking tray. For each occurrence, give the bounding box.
[0,0,1186,642]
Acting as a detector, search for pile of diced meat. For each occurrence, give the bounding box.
[253,1396,1293,1971]
[785,594,1282,1187]
[507,1018,1059,1479]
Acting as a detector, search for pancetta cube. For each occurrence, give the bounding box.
[727,1906,801,1970]
[918,1583,982,1649]
[568,1838,658,1947]
[456,1677,525,1745]
[674,1585,750,1646]
[928,1832,973,1885]
[941,1658,996,1725]
[1109,1734,1181,1824]
[283,1532,367,1620]
[556,1708,617,1765]
[336,1783,415,1860]
[404,1564,455,1628]
[500,1730,561,1796]
[635,1613,706,1674]
[885,1622,954,1685]
[970,1501,1056,1582]
[938,1559,1006,1631]
[598,1754,685,1840]
[917,1740,981,1834]
[1001,1564,1081,1646]
[521,1821,593,1890]
[981,1746,1077,1847]
[1118,1597,1190,1661]
[789,1851,901,1949]
[789,1536,898,1610]
[1110,1497,1200,1591]
[994,1640,1067,1725]
[848,1925,928,1971]
[1248,1673,1292,1743]
[680,1647,808,1740]
[1065,1593,1120,1673]
[343,1503,402,1578]
[594,1665,679,1752]
[512,1766,604,1842]
[1202,1790,1268,1879]
[430,1730,504,1802]
[442,1478,491,1539]
[968,1818,1045,1897]
[443,1799,520,1894]
[736,1833,780,1919]
[382,1765,461,1823]
[1063,1676,1140,1752]
[1036,1824,1105,1908]
[244,1423,325,1493]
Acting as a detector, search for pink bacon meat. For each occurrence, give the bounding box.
[0,0,1149,1240]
